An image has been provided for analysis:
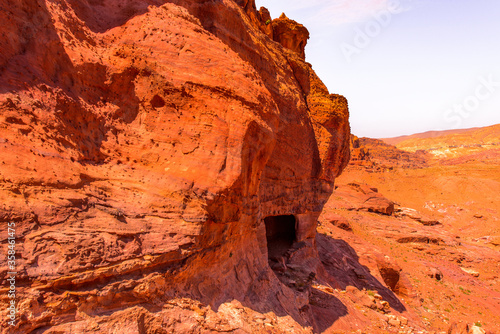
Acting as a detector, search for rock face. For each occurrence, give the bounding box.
[271,13,310,60]
[0,0,350,332]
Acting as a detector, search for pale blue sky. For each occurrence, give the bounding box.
[255,0,500,137]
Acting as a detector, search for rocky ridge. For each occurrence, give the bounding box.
[0,0,354,332]
[382,124,500,161]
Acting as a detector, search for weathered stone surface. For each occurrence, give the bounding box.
[461,267,480,278]
[271,13,309,60]
[318,213,352,231]
[427,267,444,281]
[396,207,441,226]
[354,136,430,169]
[469,325,487,334]
[376,257,415,299]
[0,0,350,332]
[329,182,394,215]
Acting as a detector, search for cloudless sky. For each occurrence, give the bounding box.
[255,0,500,138]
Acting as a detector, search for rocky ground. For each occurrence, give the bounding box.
[321,128,500,333]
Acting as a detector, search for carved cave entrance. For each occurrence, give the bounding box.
[264,215,297,261]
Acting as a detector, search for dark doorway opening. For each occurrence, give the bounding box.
[264,215,296,260]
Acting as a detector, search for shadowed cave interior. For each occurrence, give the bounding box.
[264,215,297,261]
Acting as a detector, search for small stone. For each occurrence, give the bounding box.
[469,325,486,334]
[346,286,358,294]
[388,319,401,327]
[489,236,500,246]
[461,268,480,277]
[427,267,443,281]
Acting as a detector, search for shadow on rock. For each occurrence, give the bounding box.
[316,233,407,313]
[265,238,349,333]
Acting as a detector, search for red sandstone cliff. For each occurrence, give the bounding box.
[0,0,350,332]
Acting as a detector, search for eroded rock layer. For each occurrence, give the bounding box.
[0,0,350,332]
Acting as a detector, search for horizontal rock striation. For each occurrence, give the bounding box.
[0,0,350,332]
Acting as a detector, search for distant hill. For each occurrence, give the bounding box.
[381,123,500,148]
[382,127,482,146]
[349,135,429,170]
[380,124,500,160]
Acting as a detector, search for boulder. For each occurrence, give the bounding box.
[461,268,480,277]
[331,182,395,215]
[271,13,309,59]
[395,207,441,226]
[427,267,444,281]
[468,325,486,334]
[318,213,352,231]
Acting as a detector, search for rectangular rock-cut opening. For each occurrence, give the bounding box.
[265,215,296,260]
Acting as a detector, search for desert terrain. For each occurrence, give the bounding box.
[319,126,500,332]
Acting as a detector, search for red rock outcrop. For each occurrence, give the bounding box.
[349,136,429,170]
[232,4,310,60]
[271,13,310,60]
[325,182,395,215]
[0,0,350,332]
